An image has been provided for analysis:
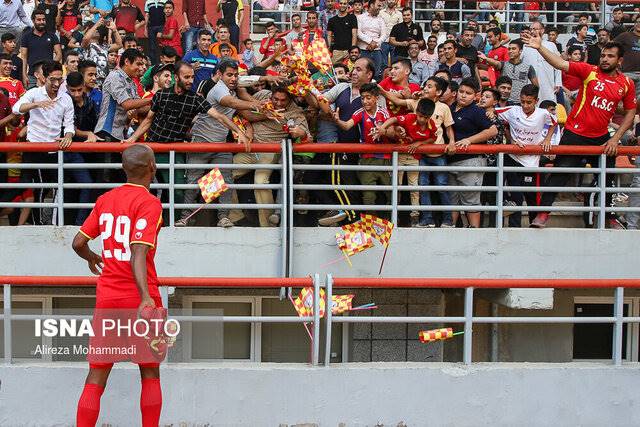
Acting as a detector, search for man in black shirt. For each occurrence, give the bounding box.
[456,26,479,79]
[145,0,166,64]
[327,0,358,64]
[126,62,245,144]
[124,61,248,206]
[20,9,61,88]
[65,72,99,225]
[1,33,22,82]
[389,7,424,59]
[587,28,610,65]
[217,0,242,49]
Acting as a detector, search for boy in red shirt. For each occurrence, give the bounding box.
[377,98,437,224]
[157,1,182,56]
[72,145,165,427]
[334,83,391,209]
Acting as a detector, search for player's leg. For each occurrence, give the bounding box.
[76,364,113,427]
[139,364,162,427]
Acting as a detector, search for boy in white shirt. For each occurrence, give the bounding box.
[496,84,557,227]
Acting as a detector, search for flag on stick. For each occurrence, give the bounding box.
[330,294,354,314]
[292,287,327,318]
[359,214,394,248]
[306,38,332,74]
[418,328,464,343]
[336,230,374,257]
[181,168,229,223]
[198,168,228,203]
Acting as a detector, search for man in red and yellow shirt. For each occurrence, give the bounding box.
[523,31,637,229]
[72,145,164,427]
[0,53,25,106]
[378,57,420,116]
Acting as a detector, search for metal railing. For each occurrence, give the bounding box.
[0,276,321,365]
[249,0,637,36]
[411,0,622,34]
[2,275,640,366]
[324,276,640,366]
[2,142,640,234]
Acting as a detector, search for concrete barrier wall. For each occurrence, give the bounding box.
[1,227,636,279]
[1,363,638,426]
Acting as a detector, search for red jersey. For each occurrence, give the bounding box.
[0,77,25,107]
[565,61,637,138]
[562,66,583,92]
[378,77,420,116]
[395,113,437,159]
[80,183,163,301]
[351,107,390,159]
[487,45,508,79]
[259,37,277,57]
[59,7,80,33]
[159,16,183,56]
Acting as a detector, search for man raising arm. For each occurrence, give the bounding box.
[522,30,637,229]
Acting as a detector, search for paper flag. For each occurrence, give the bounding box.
[336,230,374,257]
[231,114,249,141]
[292,287,326,318]
[305,38,332,75]
[341,221,362,234]
[197,168,228,203]
[418,328,461,343]
[330,294,354,314]
[359,214,394,248]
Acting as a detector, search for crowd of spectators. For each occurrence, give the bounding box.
[0,0,639,229]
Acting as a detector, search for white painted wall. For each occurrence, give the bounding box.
[2,227,636,309]
[1,362,638,426]
[1,227,636,279]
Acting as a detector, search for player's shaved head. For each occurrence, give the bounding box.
[122,144,155,179]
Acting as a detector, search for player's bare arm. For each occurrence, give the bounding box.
[521,30,569,72]
[131,243,156,315]
[71,232,103,275]
[604,108,636,156]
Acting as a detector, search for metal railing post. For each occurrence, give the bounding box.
[612,286,624,366]
[463,287,474,365]
[505,1,510,34]
[169,150,175,226]
[324,273,333,366]
[553,1,557,29]
[57,150,64,226]
[312,273,320,366]
[600,0,607,26]
[160,286,169,309]
[598,154,607,230]
[286,140,293,277]
[458,0,463,33]
[4,284,12,364]
[496,153,504,229]
[411,0,416,24]
[391,151,398,225]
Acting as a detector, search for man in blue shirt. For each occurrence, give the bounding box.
[89,0,118,21]
[182,29,218,92]
[446,78,498,228]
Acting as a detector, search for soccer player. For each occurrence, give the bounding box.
[72,144,164,427]
[495,84,557,227]
[523,32,637,229]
